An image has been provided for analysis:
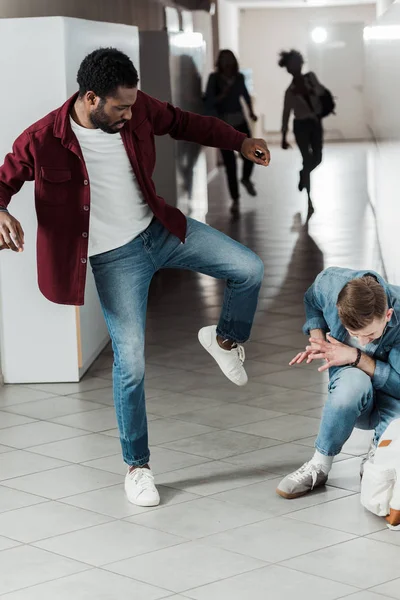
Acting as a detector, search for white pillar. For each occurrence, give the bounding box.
[0,17,140,383]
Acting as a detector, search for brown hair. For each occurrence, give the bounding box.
[337,276,388,331]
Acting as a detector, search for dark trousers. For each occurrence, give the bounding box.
[220,122,254,201]
[294,118,323,193]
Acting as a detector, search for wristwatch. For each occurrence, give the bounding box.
[350,348,362,368]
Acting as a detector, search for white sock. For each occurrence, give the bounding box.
[310,450,334,474]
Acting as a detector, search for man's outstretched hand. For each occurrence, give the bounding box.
[0,211,24,252]
[241,138,270,166]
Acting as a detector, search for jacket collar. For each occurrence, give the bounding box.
[53,93,80,147]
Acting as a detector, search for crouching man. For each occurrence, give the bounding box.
[277,267,400,499]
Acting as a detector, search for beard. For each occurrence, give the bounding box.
[90,103,127,134]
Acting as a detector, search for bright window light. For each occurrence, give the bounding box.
[364,25,400,41]
[311,27,328,44]
[171,32,204,49]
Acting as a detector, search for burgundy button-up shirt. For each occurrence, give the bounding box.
[0,91,247,306]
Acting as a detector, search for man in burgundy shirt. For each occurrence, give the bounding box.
[0,48,270,507]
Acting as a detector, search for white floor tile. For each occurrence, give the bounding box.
[342,428,374,456]
[0,569,170,600]
[185,564,358,600]
[0,450,69,482]
[3,397,105,420]
[0,485,47,513]
[232,414,320,442]
[0,444,13,453]
[211,478,354,516]
[245,390,324,414]
[0,536,21,551]
[1,464,121,499]
[25,377,111,396]
[343,594,397,600]
[127,497,266,539]
[106,541,266,593]
[84,446,207,477]
[149,418,217,445]
[62,484,198,519]
[327,457,363,492]
[0,501,111,543]
[202,516,354,563]
[222,441,314,473]
[175,404,282,429]
[70,387,114,404]
[35,520,186,566]
[0,386,55,407]
[0,545,88,595]
[0,411,36,429]
[157,460,275,496]
[146,392,226,418]
[51,407,117,432]
[0,421,87,449]
[368,528,400,547]
[282,537,400,588]
[287,493,386,535]
[161,429,281,459]
[30,433,121,463]
[372,578,400,599]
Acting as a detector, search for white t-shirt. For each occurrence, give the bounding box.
[70,118,153,257]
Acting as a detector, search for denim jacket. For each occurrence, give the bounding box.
[303,267,400,397]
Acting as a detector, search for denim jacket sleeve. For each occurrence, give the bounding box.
[373,346,400,396]
[302,275,329,335]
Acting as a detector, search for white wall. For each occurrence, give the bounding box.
[218,0,239,55]
[365,3,400,285]
[240,4,375,134]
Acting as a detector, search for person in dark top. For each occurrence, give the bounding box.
[279,49,325,219]
[205,50,258,212]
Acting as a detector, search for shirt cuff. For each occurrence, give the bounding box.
[302,317,328,335]
[233,132,247,152]
[372,359,391,390]
[0,208,9,212]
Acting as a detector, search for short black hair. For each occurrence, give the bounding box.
[278,49,303,68]
[77,48,139,98]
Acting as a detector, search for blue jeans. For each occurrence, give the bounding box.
[316,366,400,456]
[90,218,264,466]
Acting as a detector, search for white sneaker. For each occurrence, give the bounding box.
[125,467,160,507]
[198,325,248,386]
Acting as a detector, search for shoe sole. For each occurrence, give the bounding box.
[276,479,328,500]
[125,493,160,507]
[276,488,310,500]
[198,329,248,387]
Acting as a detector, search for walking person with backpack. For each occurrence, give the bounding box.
[278,49,335,218]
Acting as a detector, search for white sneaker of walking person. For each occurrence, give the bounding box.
[198,325,248,386]
[125,466,160,507]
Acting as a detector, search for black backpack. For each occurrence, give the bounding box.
[319,87,336,118]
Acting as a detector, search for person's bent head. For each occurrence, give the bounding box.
[77,48,139,134]
[216,49,239,77]
[278,49,303,76]
[337,275,393,346]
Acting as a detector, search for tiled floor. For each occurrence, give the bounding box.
[0,144,398,599]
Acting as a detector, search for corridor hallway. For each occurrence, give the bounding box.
[0,144,398,599]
